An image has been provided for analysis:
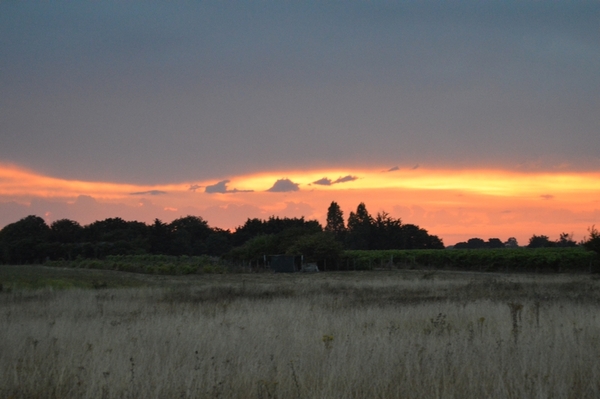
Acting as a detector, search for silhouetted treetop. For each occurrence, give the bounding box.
[325,201,345,236]
[50,219,83,244]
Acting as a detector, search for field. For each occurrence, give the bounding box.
[2,265,600,398]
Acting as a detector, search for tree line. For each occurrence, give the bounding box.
[2,202,598,267]
[0,202,444,265]
[452,233,579,250]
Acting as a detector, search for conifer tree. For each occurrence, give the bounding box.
[325,201,346,237]
[347,202,373,250]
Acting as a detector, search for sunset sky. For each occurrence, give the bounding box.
[1,1,599,245]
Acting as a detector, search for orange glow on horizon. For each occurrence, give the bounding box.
[0,163,598,245]
[0,163,189,199]
[1,163,598,201]
[231,168,600,199]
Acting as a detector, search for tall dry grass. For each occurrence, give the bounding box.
[1,270,600,398]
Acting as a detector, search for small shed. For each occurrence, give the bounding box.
[301,263,319,272]
[269,255,302,273]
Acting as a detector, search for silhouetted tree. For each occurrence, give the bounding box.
[467,238,486,249]
[455,237,512,249]
[505,237,519,248]
[487,238,505,249]
[347,203,373,250]
[47,219,84,260]
[527,235,554,248]
[556,232,577,248]
[83,217,149,257]
[168,216,212,256]
[149,219,171,254]
[325,201,346,239]
[205,228,233,256]
[286,232,343,270]
[231,218,264,246]
[583,226,600,255]
[427,234,445,249]
[84,218,147,243]
[400,224,430,249]
[343,203,443,250]
[50,219,83,244]
[233,217,322,247]
[228,234,278,264]
[371,212,403,250]
[273,227,320,253]
[0,215,51,264]
[228,216,324,265]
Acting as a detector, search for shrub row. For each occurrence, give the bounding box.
[45,254,230,275]
[340,248,600,273]
[43,249,599,275]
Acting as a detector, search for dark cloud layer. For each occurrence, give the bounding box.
[267,179,300,193]
[1,1,599,184]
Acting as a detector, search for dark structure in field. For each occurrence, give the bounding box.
[269,255,302,273]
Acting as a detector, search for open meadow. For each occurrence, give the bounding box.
[2,266,600,398]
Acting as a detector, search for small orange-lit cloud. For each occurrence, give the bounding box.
[1,162,599,245]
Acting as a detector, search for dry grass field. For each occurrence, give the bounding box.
[2,266,600,398]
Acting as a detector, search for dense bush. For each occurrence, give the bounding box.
[583,226,600,255]
[45,254,229,275]
[340,248,598,273]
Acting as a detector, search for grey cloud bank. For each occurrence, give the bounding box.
[312,175,358,185]
[129,190,167,196]
[267,179,300,193]
[1,1,598,185]
[205,180,253,194]
[313,178,333,186]
[334,175,358,184]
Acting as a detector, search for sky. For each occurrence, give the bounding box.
[1,1,599,245]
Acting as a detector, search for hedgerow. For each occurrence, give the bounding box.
[340,248,598,273]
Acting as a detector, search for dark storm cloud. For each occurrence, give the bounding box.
[267,179,300,193]
[1,1,599,184]
[205,180,253,194]
[188,184,201,192]
[129,190,167,196]
[387,166,399,172]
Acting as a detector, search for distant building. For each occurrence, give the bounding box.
[269,255,302,273]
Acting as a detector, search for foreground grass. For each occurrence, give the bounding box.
[1,267,600,398]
